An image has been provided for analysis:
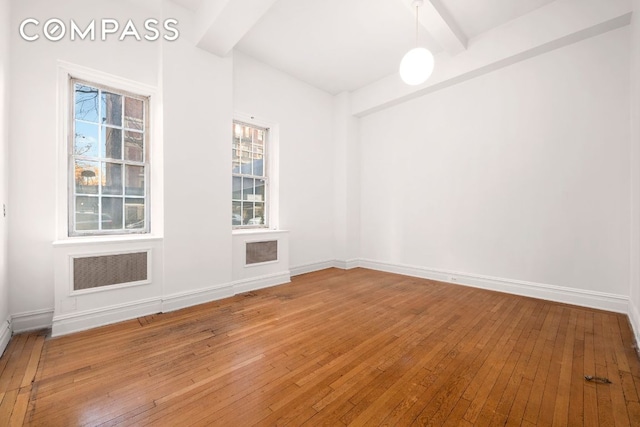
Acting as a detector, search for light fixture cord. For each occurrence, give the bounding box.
[415,3,419,47]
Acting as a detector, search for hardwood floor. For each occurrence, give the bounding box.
[1,267,640,426]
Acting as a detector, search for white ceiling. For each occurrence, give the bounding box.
[236,0,444,95]
[443,0,556,39]
[171,0,565,94]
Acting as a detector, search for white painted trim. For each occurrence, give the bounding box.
[358,259,629,313]
[162,271,290,313]
[290,260,336,276]
[0,315,11,357]
[45,270,291,336]
[232,271,290,294]
[53,235,163,247]
[290,259,359,276]
[233,112,280,231]
[162,283,235,313]
[11,308,54,333]
[52,298,161,337]
[55,60,164,241]
[333,259,360,270]
[629,300,640,347]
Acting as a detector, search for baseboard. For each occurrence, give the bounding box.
[332,259,360,270]
[629,300,640,347]
[47,271,291,336]
[0,316,11,357]
[162,284,234,313]
[290,260,336,276]
[162,272,291,313]
[51,298,162,337]
[232,271,291,294]
[358,259,629,314]
[11,308,54,333]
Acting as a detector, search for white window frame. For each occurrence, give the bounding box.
[232,113,279,231]
[56,61,163,241]
[69,79,150,236]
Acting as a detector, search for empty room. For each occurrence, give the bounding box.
[1,0,640,425]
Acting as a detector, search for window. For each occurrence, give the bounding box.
[70,79,149,236]
[232,121,268,228]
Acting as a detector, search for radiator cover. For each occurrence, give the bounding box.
[73,252,148,291]
[246,240,278,265]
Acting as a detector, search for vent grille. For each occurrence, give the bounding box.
[73,252,148,291]
[246,241,278,265]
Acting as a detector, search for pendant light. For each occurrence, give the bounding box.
[399,0,434,85]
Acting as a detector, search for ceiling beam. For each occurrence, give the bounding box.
[352,0,632,117]
[194,0,278,57]
[401,0,467,55]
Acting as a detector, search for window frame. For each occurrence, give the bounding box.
[232,120,270,230]
[68,78,151,237]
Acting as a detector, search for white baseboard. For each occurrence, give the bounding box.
[358,259,629,314]
[290,260,336,276]
[11,308,54,334]
[162,284,235,313]
[0,316,11,357]
[162,271,291,313]
[232,271,291,294]
[629,300,640,346]
[48,271,291,336]
[51,298,162,337]
[332,259,360,270]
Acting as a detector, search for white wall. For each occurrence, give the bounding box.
[8,0,163,328]
[359,27,631,305]
[161,0,234,298]
[333,93,360,269]
[233,52,335,270]
[629,0,640,339]
[0,0,10,354]
[7,0,333,334]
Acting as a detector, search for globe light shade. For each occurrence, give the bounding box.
[399,47,434,85]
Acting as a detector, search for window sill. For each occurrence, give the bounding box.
[53,234,163,247]
[232,228,288,236]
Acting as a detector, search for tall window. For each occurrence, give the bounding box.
[232,121,268,228]
[70,79,149,236]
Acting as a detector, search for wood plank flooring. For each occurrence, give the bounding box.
[1,267,640,426]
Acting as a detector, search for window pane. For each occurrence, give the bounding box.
[74,84,99,123]
[102,163,123,195]
[102,92,122,126]
[125,165,145,196]
[232,201,242,225]
[75,121,99,157]
[102,197,123,230]
[254,179,265,202]
[75,196,99,230]
[232,141,241,174]
[125,198,145,229]
[253,202,265,225]
[102,127,122,159]
[242,202,253,226]
[240,153,252,174]
[124,131,144,162]
[75,160,99,194]
[242,177,254,201]
[124,97,144,130]
[232,176,242,200]
[252,152,264,177]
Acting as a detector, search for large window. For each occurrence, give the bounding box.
[70,79,149,236]
[232,121,268,228]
